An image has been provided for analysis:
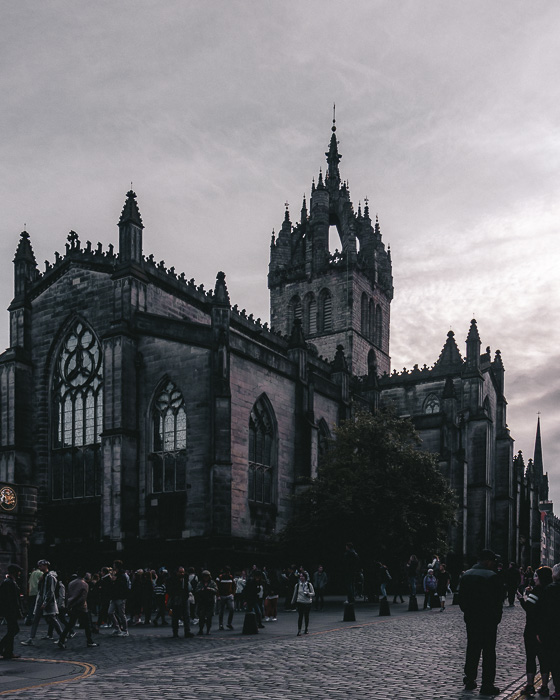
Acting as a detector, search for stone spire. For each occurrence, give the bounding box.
[325,105,341,188]
[13,230,38,298]
[465,318,481,372]
[118,190,143,264]
[119,190,143,229]
[433,330,463,374]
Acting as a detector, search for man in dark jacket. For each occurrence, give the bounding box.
[459,549,503,696]
[536,562,560,694]
[0,565,23,659]
[167,566,194,638]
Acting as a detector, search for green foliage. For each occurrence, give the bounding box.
[280,409,456,568]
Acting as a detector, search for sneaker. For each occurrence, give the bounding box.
[68,632,76,639]
[57,641,66,650]
[87,642,99,648]
[112,629,121,636]
[120,631,129,637]
[463,678,477,691]
[538,688,550,697]
[272,617,277,621]
[522,686,536,696]
[226,624,234,630]
[100,623,112,629]
[219,625,224,630]
[41,635,54,640]
[264,617,270,622]
[479,686,500,696]
[20,639,34,646]
[549,693,560,700]
[192,618,199,625]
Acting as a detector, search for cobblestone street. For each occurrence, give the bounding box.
[0,601,532,699]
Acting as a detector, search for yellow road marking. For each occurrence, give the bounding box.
[0,658,96,695]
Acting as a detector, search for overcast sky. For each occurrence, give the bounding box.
[1,1,559,503]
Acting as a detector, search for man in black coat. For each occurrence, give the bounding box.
[459,549,503,696]
[0,565,23,659]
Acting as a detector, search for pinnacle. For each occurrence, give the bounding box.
[119,189,144,229]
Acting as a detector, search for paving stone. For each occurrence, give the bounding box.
[0,601,531,698]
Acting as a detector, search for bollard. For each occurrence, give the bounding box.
[343,602,356,621]
[408,594,419,612]
[379,597,391,616]
[242,612,258,635]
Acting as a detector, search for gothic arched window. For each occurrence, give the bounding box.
[424,394,440,414]
[368,299,375,340]
[361,293,368,336]
[248,395,276,504]
[374,304,383,347]
[304,293,317,336]
[318,288,333,332]
[51,319,103,500]
[287,295,303,334]
[151,380,187,493]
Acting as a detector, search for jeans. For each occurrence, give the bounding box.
[218,597,234,627]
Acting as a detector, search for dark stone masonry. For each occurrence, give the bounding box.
[0,119,549,575]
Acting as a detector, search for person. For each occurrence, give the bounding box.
[217,566,235,630]
[108,560,129,637]
[96,566,113,628]
[458,549,503,696]
[343,543,359,604]
[0,564,23,659]
[423,568,438,610]
[506,562,521,607]
[517,565,552,697]
[21,560,64,646]
[313,565,328,611]
[436,563,451,612]
[243,570,266,628]
[537,563,560,699]
[152,570,168,626]
[378,562,391,599]
[24,566,42,626]
[195,570,217,635]
[167,566,193,638]
[292,571,314,636]
[234,570,247,612]
[406,555,419,596]
[57,569,98,649]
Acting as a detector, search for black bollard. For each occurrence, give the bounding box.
[379,597,391,616]
[242,612,259,635]
[408,594,419,612]
[343,602,356,621]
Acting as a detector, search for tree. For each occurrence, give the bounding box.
[280,409,456,571]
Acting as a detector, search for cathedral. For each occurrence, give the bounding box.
[0,119,551,574]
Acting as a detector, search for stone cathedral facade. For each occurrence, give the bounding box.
[0,121,547,574]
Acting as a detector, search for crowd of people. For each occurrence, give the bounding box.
[0,558,337,657]
[0,547,558,698]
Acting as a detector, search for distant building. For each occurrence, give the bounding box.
[0,120,552,573]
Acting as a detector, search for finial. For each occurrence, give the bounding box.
[285,200,289,211]
[332,102,336,132]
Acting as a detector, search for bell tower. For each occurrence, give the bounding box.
[268,116,393,376]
